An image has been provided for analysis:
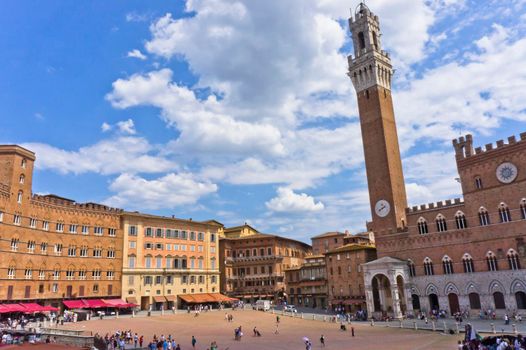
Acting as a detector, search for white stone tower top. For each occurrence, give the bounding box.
[347,3,393,92]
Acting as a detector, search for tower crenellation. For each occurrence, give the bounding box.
[454,132,526,160]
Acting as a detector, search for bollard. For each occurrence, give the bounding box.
[132,309,135,318]
[272,309,274,314]
[442,321,447,334]
[370,319,375,327]
[455,322,459,334]
[432,321,436,331]
[301,313,304,319]
[491,323,496,334]
[312,314,315,320]
[400,320,403,328]
[161,308,164,316]
[413,321,417,330]
[512,324,517,334]
[323,316,327,322]
[116,310,119,319]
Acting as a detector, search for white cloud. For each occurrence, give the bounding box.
[23,137,176,175]
[101,122,112,132]
[394,23,526,151]
[127,49,147,60]
[266,187,324,213]
[104,172,217,210]
[107,69,286,158]
[116,119,136,135]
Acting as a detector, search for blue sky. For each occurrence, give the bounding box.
[1,0,526,242]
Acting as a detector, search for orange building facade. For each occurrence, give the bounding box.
[219,224,311,303]
[121,213,221,310]
[0,145,123,307]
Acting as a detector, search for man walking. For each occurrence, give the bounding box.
[191,335,197,349]
[320,335,325,347]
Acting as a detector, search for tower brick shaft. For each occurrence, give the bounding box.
[348,3,407,234]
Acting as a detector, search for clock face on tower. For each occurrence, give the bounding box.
[496,162,518,184]
[375,199,391,217]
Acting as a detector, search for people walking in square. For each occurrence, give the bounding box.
[320,334,325,347]
[191,335,197,348]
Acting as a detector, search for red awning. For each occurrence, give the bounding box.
[41,305,59,312]
[20,303,46,313]
[102,299,135,308]
[84,299,107,308]
[63,300,88,309]
[2,304,27,313]
[0,305,11,313]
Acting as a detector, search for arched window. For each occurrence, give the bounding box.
[498,203,512,223]
[21,159,26,169]
[407,260,416,277]
[436,214,448,232]
[372,31,378,50]
[455,211,467,229]
[358,32,365,50]
[442,256,454,275]
[479,207,490,226]
[462,254,475,273]
[474,176,483,189]
[462,253,475,273]
[520,199,526,220]
[17,191,23,204]
[424,258,434,276]
[19,174,25,184]
[417,217,429,235]
[507,249,521,270]
[486,251,498,271]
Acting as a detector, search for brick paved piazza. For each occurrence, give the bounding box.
[60,310,462,349]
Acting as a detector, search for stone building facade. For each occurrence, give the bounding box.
[0,145,123,307]
[121,213,221,310]
[219,224,311,303]
[284,255,327,309]
[347,4,526,319]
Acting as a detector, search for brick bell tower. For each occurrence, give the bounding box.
[348,3,408,235]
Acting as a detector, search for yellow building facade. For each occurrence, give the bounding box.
[121,212,221,310]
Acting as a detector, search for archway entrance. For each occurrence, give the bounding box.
[515,292,526,309]
[469,293,481,310]
[429,293,439,312]
[411,294,421,311]
[448,293,460,314]
[371,274,392,316]
[493,292,506,309]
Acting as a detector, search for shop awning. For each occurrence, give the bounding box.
[2,304,27,313]
[84,299,107,308]
[103,299,135,308]
[165,295,176,302]
[153,296,167,303]
[63,300,88,309]
[179,293,238,304]
[126,297,138,304]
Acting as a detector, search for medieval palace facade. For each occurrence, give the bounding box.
[348,3,526,319]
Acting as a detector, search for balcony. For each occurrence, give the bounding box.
[225,255,284,264]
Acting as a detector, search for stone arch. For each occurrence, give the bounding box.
[444,282,460,295]
[425,283,439,296]
[409,285,421,295]
[511,279,526,293]
[489,280,506,294]
[465,282,480,294]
